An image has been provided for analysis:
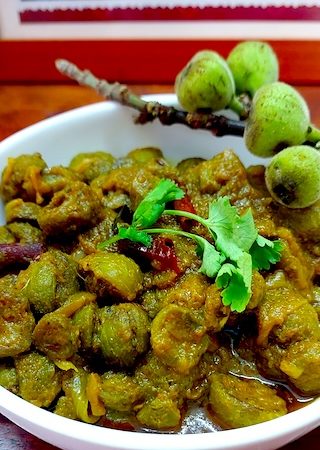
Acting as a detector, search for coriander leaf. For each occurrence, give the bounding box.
[144,228,224,278]
[133,203,165,229]
[118,226,152,247]
[236,252,253,293]
[206,197,257,261]
[132,179,184,229]
[208,198,243,260]
[196,236,225,278]
[216,263,236,289]
[233,209,258,252]
[216,266,251,313]
[216,252,252,313]
[250,235,283,270]
[165,197,257,258]
[97,225,152,249]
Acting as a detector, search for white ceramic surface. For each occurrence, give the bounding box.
[0,95,319,450]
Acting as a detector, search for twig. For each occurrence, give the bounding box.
[0,243,45,270]
[55,59,245,138]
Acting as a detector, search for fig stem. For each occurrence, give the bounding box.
[55,59,245,138]
[306,124,320,144]
[0,242,45,270]
[229,94,251,120]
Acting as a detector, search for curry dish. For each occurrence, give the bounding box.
[0,147,319,432]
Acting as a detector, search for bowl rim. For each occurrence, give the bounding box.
[1,386,319,450]
[0,93,178,149]
[0,97,319,450]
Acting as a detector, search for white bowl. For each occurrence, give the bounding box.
[0,95,319,450]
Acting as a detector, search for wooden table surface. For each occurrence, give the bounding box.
[0,83,319,449]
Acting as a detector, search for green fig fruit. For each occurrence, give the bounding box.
[227,41,279,97]
[175,50,235,112]
[265,145,320,208]
[244,82,310,157]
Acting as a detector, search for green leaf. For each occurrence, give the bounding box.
[97,225,152,249]
[132,179,184,229]
[144,228,224,278]
[216,253,252,313]
[118,226,152,247]
[233,209,258,252]
[97,184,283,316]
[196,236,225,278]
[250,235,283,270]
[206,197,257,261]
[236,252,253,293]
[216,263,237,289]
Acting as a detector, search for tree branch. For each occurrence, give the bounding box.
[0,243,45,270]
[55,59,245,138]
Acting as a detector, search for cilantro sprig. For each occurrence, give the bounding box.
[98,179,184,249]
[132,178,184,229]
[144,228,226,279]
[98,179,283,313]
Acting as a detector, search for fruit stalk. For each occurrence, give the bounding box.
[0,242,45,269]
[306,124,320,144]
[55,59,245,138]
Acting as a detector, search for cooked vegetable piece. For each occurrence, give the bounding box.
[0,226,15,244]
[78,209,118,254]
[15,351,61,407]
[279,340,320,395]
[38,181,103,235]
[79,251,143,301]
[33,312,80,361]
[0,275,35,358]
[136,397,181,430]
[69,151,115,182]
[135,352,202,400]
[5,198,41,223]
[73,303,97,350]
[277,199,320,241]
[176,157,206,174]
[96,303,150,367]
[256,271,320,393]
[209,373,287,428]
[36,166,82,203]
[17,249,80,313]
[7,222,43,244]
[257,272,320,347]
[17,255,57,315]
[86,372,106,416]
[63,370,101,424]
[54,395,77,420]
[0,362,18,393]
[246,271,265,310]
[99,372,143,411]
[126,147,164,164]
[32,291,95,360]
[90,159,176,212]
[0,153,47,203]
[151,304,209,374]
[204,284,230,331]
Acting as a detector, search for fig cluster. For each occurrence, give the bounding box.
[174,41,320,208]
